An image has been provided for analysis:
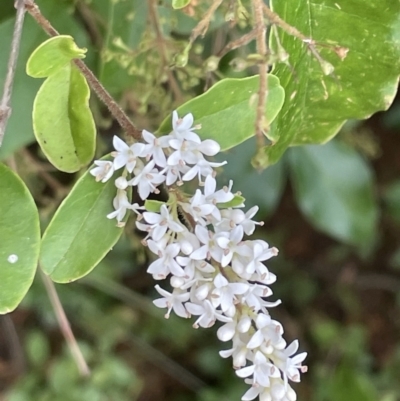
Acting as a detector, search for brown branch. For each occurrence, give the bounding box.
[253,0,268,147]
[41,271,90,377]
[149,0,183,103]
[0,0,26,147]
[24,0,142,140]
[218,29,257,58]
[189,0,224,45]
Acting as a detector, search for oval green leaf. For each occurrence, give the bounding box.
[157,74,285,151]
[0,163,40,313]
[263,0,400,166]
[217,194,246,209]
[26,35,86,78]
[289,140,378,249]
[40,160,128,283]
[172,0,191,9]
[32,63,96,173]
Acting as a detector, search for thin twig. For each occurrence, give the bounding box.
[253,0,268,146]
[0,0,26,147]
[218,29,257,58]
[149,0,183,103]
[189,0,224,45]
[24,0,142,140]
[41,271,90,376]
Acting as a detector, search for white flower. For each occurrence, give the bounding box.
[236,351,280,387]
[246,240,279,278]
[171,110,201,142]
[272,340,308,383]
[242,283,281,312]
[153,285,190,318]
[190,225,224,263]
[247,314,286,352]
[106,189,143,225]
[147,241,185,279]
[142,129,169,167]
[242,377,298,401]
[130,160,166,200]
[220,206,264,235]
[185,299,232,328]
[214,226,251,267]
[211,273,249,312]
[160,164,190,186]
[182,157,227,183]
[142,204,184,241]
[111,135,145,172]
[220,333,252,368]
[90,160,114,182]
[180,189,216,225]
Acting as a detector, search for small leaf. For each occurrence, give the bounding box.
[144,200,166,213]
[40,160,127,283]
[32,63,96,173]
[26,35,86,78]
[0,163,40,314]
[289,140,378,248]
[172,0,191,9]
[218,194,246,209]
[157,74,285,151]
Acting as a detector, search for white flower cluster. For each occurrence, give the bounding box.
[91,111,307,401]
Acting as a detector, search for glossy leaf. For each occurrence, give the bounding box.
[26,35,86,78]
[289,140,377,248]
[157,74,285,151]
[0,163,40,313]
[264,0,400,165]
[0,0,91,160]
[172,0,191,9]
[32,64,96,173]
[40,162,127,283]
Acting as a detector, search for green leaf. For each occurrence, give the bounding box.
[0,0,92,160]
[288,140,377,248]
[40,161,127,283]
[217,194,245,209]
[264,0,400,165]
[26,35,86,78]
[32,64,96,173]
[172,0,191,9]
[0,163,40,313]
[144,200,166,213]
[157,74,285,151]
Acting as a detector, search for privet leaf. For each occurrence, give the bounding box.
[144,200,166,213]
[0,164,40,314]
[0,0,92,160]
[157,74,285,151]
[32,63,96,173]
[263,0,400,166]
[26,35,86,78]
[172,0,191,9]
[40,160,127,283]
[289,140,378,248]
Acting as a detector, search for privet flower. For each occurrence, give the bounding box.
[91,111,307,400]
